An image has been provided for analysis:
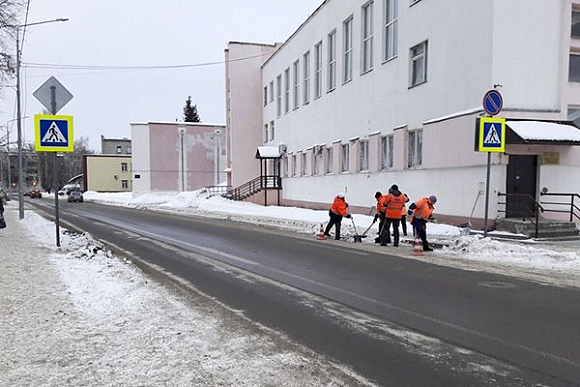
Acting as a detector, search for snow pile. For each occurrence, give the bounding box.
[441,235,580,272]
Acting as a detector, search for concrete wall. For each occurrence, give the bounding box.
[225,42,279,188]
[85,155,132,192]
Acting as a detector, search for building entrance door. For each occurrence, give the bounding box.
[506,155,537,218]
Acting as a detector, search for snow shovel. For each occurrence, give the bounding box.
[360,219,376,239]
[350,217,363,243]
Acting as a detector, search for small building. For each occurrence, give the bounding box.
[101,135,132,155]
[83,155,132,192]
[130,121,226,195]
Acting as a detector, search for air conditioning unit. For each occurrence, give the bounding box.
[278,143,288,155]
[313,145,323,155]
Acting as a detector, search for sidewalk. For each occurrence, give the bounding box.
[0,203,373,387]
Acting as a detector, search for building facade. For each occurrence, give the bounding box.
[83,155,132,192]
[227,0,580,226]
[131,121,226,195]
[101,136,132,155]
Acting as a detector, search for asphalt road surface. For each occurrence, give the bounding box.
[28,198,580,386]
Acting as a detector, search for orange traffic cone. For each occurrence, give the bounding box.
[316,224,326,240]
[411,234,423,256]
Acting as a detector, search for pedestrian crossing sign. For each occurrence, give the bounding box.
[34,114,74,152]
[479,117,506,152]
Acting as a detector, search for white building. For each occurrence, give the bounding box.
[226,0,580,228]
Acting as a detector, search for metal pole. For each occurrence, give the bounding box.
[15,30,24,219]
[483,152,491,237]
[50,86,60,247]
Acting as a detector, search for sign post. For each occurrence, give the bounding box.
[33,76,74,247]
[479,89,504,237]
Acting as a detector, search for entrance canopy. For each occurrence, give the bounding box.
[255,146,281,159]
[506,120,580,145]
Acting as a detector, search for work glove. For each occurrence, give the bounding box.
[407,210,413,216]
[346,214,352,219]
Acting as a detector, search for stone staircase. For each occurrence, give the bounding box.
[495,218,580,240]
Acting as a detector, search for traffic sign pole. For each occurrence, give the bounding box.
[49,89,61,248]
[483,152,491,237]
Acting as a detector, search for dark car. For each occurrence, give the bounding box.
[29,189,42,199]
[67,191,83,203]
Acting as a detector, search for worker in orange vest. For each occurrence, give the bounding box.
[408,195,437,251]
[380,184,406,247]
[373,191,387,243]
[324,192,351,240]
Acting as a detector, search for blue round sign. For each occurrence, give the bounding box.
[483,90,503,116]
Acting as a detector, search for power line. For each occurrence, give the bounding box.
[22,52,273,71]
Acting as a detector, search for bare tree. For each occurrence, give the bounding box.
[0,0,25,87]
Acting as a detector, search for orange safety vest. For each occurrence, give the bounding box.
[411,197,435,220]
[384,193,406,219]
[330,196,349,217]
[400,193,410,216]
[377,195,388,214]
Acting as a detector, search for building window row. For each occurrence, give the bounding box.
[281,129,422,178]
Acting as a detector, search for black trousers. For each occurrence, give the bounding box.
[411,218,429,248]
[400,215,407,235]
[324,210,343,239]
[381,218,400,245]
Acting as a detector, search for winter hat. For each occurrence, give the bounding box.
[390,184,399,191]
[338,192,345,198]
[429,195,437,203]
[374,191,382,199]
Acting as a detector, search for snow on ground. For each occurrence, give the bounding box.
[0,205,375,387]
[82,190,580,287]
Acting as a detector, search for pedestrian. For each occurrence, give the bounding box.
[0,189,6,229]
[324,192,351,240]
[379,184,406,247]
[373,191,387,243]
[408,195,437,252]
[400,192,410,236]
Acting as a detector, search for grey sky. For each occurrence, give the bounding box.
[1,0,321,151]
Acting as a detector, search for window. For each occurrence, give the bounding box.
[127,146,131,154]
[315,41,323,98]
[343,17,354,82]
[380,135,394,170]
[276,75,282,117]
[270,120,275,141]
[313,147,322,175]
[384,0,398,61]
[269,81,274,103]
[408,129,423,168]
[121,162,128,172]
[341,144,349,172]
[263,86,268,106]
[301,152,307,176]
[292,154,298,176]
[303,51,310,105]
[264,124,269,143]
[573,11,580,37]
[116,145,122,154]
[121,180,128,189]
[410,41,428,86]
[328,30,337,90]
[359,141,369,171]
[569,54,580,82]
[293,60,300,109]
[325,147,333,174]
[282,156,289,178]
[362,2,374,73]
[568,105,580,120]
[284,68,290,113]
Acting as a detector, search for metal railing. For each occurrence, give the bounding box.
[497,192,544,238]
[205,185,232,198]
[224,175,282,201]
[539,192,580,222]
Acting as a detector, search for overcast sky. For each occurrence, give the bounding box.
[1,0,321,151]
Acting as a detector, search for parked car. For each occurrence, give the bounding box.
[67,191,83,203]
[29,189,42,199]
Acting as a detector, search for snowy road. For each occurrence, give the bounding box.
[25,198,580,386]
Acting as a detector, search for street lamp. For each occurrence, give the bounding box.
[15,18,68,219]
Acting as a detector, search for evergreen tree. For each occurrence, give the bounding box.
[183,96,201,122]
